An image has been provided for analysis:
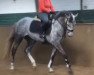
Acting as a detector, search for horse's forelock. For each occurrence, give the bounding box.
[66,12,76,23]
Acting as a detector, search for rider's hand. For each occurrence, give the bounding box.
[50,11,55,14]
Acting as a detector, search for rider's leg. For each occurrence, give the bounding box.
[39,22,45,38]
[38,13,49,38]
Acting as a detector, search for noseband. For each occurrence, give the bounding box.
[67,29,73,32]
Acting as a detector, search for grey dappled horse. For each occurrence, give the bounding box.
[5,11,77,74]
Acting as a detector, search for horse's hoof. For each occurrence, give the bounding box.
[32,66,36,69]
[68,68,73,75]
[32,63,37,69]
[69,71,73,75]
[49,68,54,73]
[10,66,14,70]
[32,63,36,67]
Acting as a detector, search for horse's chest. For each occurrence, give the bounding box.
[50,31,62,43]
[50,26,63,41]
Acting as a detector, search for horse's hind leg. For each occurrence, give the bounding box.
[48,47,57,72]
[10,36,23,70]
[54,43,73,75]
[26,41,36,68]
[24,36,36,68]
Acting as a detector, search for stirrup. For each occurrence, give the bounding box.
[40,34,45,38]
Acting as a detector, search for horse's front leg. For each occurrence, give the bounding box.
[48,47,57,72]
[54,43,73,75]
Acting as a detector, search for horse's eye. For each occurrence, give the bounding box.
[69,17,73,22]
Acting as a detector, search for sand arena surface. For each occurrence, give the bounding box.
[0,61,94,75]
[0,24,94,75]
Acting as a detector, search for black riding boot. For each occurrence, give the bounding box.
[40,23,46,39]
[40,31,45,38]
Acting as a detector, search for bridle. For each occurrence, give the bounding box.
[54,12,75,36]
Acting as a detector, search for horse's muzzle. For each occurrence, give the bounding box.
[67,31,74,37]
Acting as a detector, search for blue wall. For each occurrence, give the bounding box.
[0,10,94,26]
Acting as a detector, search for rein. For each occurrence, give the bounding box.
[58,19,67,37]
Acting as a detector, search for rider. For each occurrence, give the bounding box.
[38,0,55,38]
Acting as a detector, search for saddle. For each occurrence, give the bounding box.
[29,19,42,33]
[29,17,52,34]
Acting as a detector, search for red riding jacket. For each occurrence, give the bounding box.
[38,0,55,13]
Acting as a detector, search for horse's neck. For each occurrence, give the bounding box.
[48,20,64,41]
[58,17,67,25]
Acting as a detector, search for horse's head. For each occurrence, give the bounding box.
[65,12,78,37]
[53,11,78,37]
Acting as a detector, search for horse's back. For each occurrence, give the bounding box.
[16,17,33,27]
[14,17,33,36]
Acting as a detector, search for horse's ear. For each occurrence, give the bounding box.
[74,13,78,17]
[65,14,70,18]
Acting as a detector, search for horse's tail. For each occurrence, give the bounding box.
[3,26,15,60]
